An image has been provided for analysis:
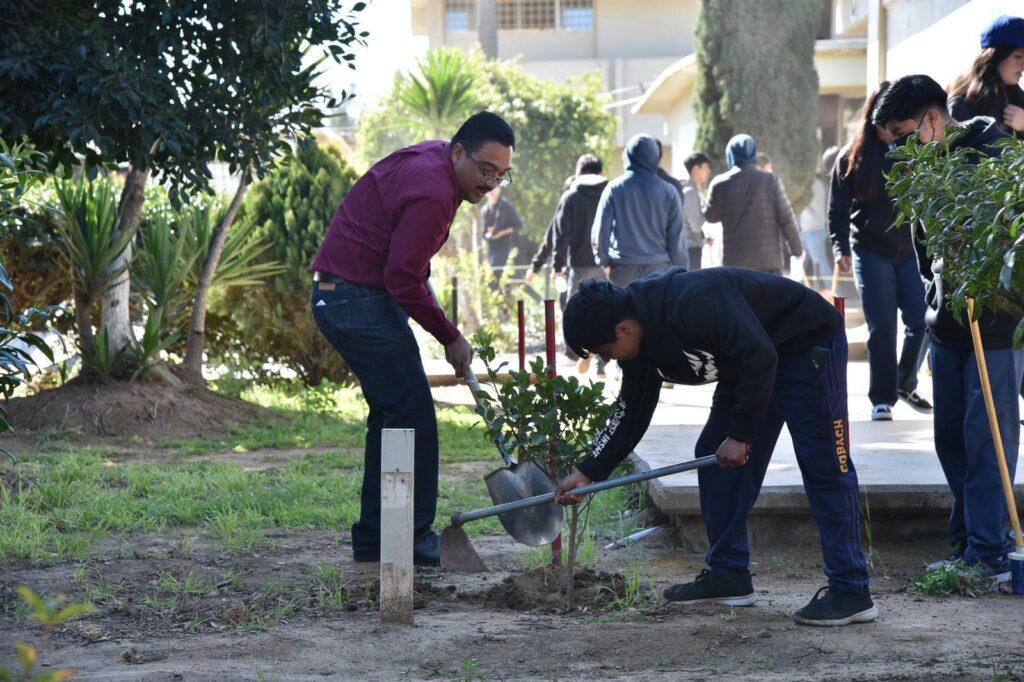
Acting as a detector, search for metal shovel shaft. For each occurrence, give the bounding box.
[453,454,718,526]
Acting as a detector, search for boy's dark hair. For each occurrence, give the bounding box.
[563,279,636,359]
[451,111,515,154]
[871,75,949,127]
[575,153,603,175]
[683,152,710,173]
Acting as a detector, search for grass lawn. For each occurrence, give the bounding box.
[0,383,638,565]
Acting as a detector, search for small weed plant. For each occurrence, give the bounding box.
[0,586,93,681]
[911,561,986,597]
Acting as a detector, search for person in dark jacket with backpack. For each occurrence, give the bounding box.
[829,82,930,422]
[874,74,1024,580]
[554,269,877,627]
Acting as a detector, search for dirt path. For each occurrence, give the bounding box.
[3,529,1022,681]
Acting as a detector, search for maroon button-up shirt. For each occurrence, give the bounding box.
[311,140,462,345]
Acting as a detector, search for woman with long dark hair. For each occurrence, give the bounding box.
[828,82,930,421]
[948,15,1024,134]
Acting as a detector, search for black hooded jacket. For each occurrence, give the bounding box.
[917,117,1019,349]
[576,267,842,482]
[552,174,608,272]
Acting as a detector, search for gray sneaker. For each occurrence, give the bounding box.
[871,404,893,421]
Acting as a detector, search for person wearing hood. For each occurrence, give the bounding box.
[704,134,803,275]
[592,134,688,286]
[552,153,609,374]
[553,269,876,626]
[874,74,1023,580]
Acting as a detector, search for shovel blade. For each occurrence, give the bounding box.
[484,461,564,546]
[440,523,488,573]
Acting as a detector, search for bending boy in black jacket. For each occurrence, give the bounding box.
[555,268,877,626]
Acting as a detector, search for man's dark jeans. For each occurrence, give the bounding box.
[852,244,927,406]
[311,279,438,552]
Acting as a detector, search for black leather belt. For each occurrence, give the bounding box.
[313,271,348,284]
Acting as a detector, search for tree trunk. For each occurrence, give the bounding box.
[181,171,251,383]
[565,505,579,610]
[101,166,149,354]
[74,291,95,360]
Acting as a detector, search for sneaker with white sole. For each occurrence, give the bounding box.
[871,404,893,421]
[663,568,757,606]
[925,538,966,571]
[897,389,933,413]
[793,586,878,626]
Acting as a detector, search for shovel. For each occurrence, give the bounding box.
[441,454,719,572]
[465,370,564,544]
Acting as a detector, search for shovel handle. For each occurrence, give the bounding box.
[466,370,515,467]
[453,454,718,525]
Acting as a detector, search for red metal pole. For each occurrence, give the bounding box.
[544,299,561,565]
[517,299,526,372]
[545,299,556,379]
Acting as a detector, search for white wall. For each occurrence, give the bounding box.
[594,0,698,58]
[885,0,1024,86]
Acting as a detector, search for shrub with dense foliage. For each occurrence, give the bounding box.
[693,0,822,211]
[209,142,359,386]
[887,132,1024,344]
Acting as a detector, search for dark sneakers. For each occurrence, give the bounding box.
[793,587,878,626]
[897,389,933,412]
[663,568,757,606]
[926,538,967,571]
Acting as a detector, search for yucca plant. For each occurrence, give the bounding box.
[53,177,133,363]
[396,46,479,140]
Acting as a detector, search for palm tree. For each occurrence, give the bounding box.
[397,47,479,140]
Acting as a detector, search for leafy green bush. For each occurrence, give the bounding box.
[209,142,358,386]
[0,140,58,435]
[887,132,1024,344]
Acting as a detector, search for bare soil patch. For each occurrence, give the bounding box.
[5,378,281,441]
[3,528,1023,681]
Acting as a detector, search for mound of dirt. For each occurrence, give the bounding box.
[5,378,283,441]
[473,566,635,613]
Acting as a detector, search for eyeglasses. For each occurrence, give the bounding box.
[468,153,513,188]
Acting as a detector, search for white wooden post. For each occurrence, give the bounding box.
[380,428,414,624]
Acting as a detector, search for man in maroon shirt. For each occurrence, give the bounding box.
[311,111,515,565]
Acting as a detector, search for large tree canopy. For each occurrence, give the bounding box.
[693,0,821,211]
[0,0,367,378]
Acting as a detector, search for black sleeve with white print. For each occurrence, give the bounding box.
[576,359,663,482]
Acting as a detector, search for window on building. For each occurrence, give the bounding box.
[520,0,555,29]
[445,0,476,32]
[497,0,518,29]
[560,0,593,31]
[493,1,593,31]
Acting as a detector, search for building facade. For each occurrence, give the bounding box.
[411,0,700,168]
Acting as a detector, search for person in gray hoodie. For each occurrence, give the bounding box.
[592,134,688,286]
[705,134,803,275]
